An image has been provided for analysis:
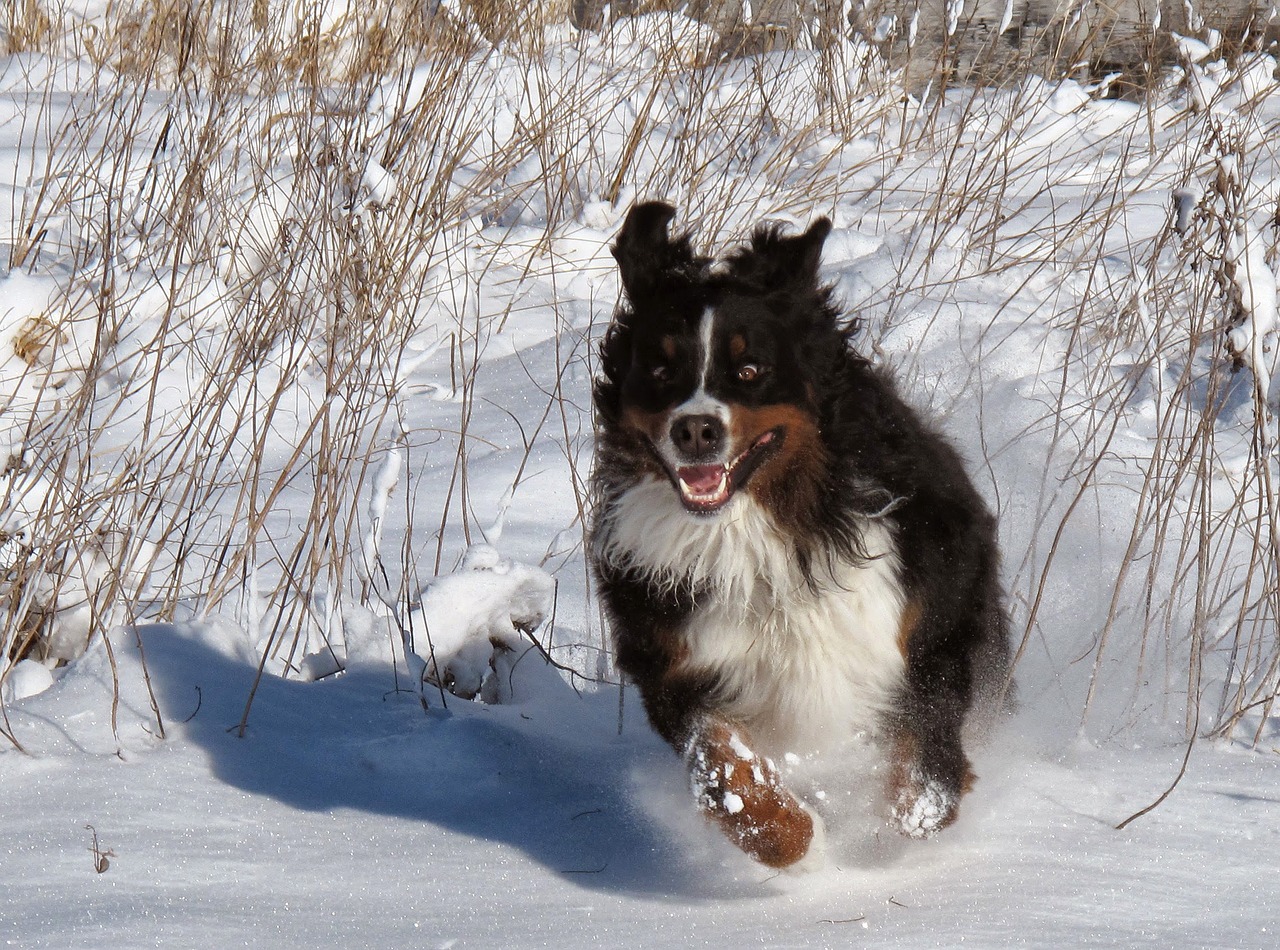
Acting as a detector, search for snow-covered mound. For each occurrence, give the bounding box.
[403,543,558,703]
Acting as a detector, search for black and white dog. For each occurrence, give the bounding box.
[589,202,1010,867]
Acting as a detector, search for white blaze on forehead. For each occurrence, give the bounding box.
[698,306,715,390]
[674,307,729,422]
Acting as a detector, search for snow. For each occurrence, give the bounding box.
[3,628,1279,947]
[728,732,756,762]
[1223,217,1279,382]
[2,4,1280,946]
[0,657,53,702]
[402,544,556,702]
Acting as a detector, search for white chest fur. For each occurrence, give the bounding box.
[596,477,907,757]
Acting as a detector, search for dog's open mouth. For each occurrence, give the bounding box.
[674,428,782,514]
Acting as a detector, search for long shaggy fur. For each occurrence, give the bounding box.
[589,202,1011,866]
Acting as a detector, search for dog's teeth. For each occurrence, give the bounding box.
[680,479,725,498]
[678,472,729,504]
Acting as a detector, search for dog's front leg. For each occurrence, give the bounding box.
[597,565,820,866]
[886,654,977,839]
[685,717,819,868]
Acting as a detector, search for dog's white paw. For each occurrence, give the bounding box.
[891,769,958,839]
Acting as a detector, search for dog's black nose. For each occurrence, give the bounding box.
[671,414,724,460]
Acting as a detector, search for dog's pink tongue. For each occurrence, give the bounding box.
[678,465,726,495]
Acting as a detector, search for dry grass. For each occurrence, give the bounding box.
[2,0,1279,754]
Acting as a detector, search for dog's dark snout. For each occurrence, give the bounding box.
[671,414,724,459]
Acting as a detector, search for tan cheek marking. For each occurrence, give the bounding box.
[726,404,826,508]
[725,404,818,456]
[620,405,668,444]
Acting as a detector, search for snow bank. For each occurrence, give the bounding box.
[403,544,557,703]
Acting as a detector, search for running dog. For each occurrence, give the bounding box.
[589,202,1010,867]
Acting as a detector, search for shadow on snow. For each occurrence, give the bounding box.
[136,624,743,899]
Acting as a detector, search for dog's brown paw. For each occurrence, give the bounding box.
[687,720,815,867]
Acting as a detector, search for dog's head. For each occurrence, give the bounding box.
[595,201,845,516]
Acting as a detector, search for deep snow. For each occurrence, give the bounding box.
[4,5,1280,947]
[4,620,1280,948]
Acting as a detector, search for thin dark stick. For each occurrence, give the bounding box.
[1116,730,1197,831]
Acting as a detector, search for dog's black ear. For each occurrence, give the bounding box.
[762,216,832,284]
[612,201,699,300]
[728,216,833,293]
[785,217,833,280]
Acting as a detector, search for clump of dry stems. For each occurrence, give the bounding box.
[2,1,1279,753]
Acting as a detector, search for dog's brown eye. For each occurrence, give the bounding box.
[651,364,672,382]
[737,363,761,383]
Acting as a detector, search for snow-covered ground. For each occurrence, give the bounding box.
[3,4,1280,946]
[6,618,1279,947]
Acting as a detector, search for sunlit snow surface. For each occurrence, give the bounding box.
[2,620,1278,947]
